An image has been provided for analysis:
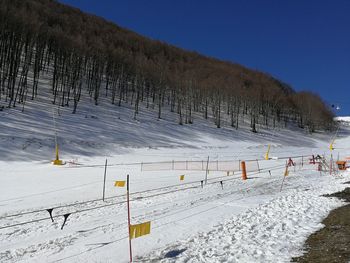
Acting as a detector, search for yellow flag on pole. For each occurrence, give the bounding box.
[130,221,151,239]
[180,175,185,181]
[265,144,271,160]
[114,181,126,187]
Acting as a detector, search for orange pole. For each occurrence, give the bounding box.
[241,161,247,180]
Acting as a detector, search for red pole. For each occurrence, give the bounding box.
[127,174,132,262]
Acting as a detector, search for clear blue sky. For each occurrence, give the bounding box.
[59,0,350,116]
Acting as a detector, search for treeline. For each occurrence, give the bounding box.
[0,0,334,132]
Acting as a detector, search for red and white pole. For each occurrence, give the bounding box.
[127,174,132,262]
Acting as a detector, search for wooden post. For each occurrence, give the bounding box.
[241,161,247,180]
[301,155,304,167]
[256,159,260,173]
[205,156,209,184]
[280,165,288,192]
[102,159,107,201]
[294,161,296,172]
[127,174,132,262]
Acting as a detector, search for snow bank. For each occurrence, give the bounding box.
[141,175,348,262]
[335,116,350,123]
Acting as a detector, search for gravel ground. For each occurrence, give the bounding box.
[292,185,350,263]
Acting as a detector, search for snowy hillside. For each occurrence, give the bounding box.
[1,86,350,262]
[0,78,338,162]
[335,116,350,121]
[335,116,350,126]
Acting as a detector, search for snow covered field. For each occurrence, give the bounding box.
[1,89,350,262]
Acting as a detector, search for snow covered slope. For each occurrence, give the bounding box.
[335,116,350,126]
[140,176,347,263]
[1,84,350,262]
[0,76,337,162]
[335,116,350,122]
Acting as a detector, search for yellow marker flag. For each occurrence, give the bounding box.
[329,141,335,151]
[284,167,289,177]
[180,175,185,181]
[265,144,271,160]
[55,143,59,161]
[130,221,151,239]
[114,181,126,187]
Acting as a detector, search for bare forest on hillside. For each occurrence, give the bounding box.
[0,0,334,132]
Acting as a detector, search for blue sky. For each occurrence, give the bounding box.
[59,0,350,115]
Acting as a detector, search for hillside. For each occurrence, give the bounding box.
[335,116,350,126]
[1,1,349,262]
[0,99,349,262]
[0,0,334,133]
[0,54,350,262]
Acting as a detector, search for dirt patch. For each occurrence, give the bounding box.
[292,188,350,263]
